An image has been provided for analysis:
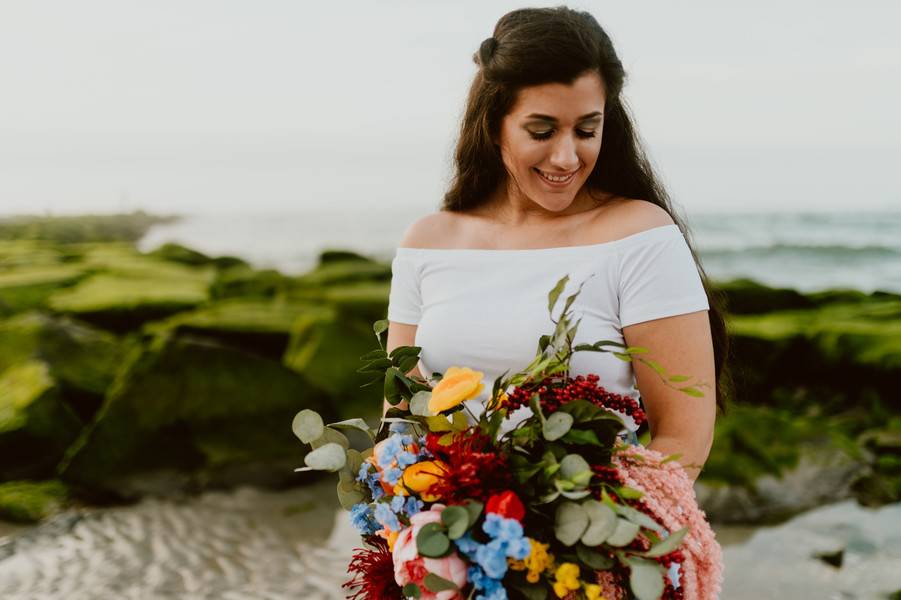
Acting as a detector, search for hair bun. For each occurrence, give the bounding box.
[478,36,499,66]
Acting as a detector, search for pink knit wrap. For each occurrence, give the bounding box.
[609,444,724,600]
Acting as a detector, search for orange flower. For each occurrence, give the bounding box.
[402,460,448,502]
[428,366,485,413]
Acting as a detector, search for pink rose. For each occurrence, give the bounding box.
[393,504,468,600]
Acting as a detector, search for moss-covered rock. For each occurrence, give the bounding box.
[0,361,83,480]
[282,305,383,417]
[210,265,290,300]
[0,264,89,316]
[143,298,316,360]
[292,257,390,288]
[0,479,69,523]
[288,281,390,325]
[58,332,333,497]
[0,211,177,244]
[714,277,899,314]
[146,242,213,266]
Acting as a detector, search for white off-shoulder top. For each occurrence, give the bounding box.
[386,223,709,435]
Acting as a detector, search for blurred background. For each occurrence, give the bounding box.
[0,1,899,598]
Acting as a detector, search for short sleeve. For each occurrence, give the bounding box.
[617,227,709,327]
[387,253,422,325]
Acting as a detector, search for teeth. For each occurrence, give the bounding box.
[537,169,575,183]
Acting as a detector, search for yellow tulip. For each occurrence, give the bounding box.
[428,366,485,413]
[402,460,447,501]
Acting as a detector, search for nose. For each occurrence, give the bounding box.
[548,132,580,171]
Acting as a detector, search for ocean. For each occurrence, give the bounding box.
[137,208,901,294]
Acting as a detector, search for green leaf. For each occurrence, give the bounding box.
[576,544,614,570]
[547,274,570,314]
[416,522,451,558]
[626,556,665,600]
[614,502,664,533]
[461,499,482,521]
[615,485,645,500]
[660,452,683,465]
[292,409,324,444]
[624,346,649,354]
[423,572,458,593]
[605,517,640,547]
[529,393,545,424]
[327,418,374,439]
[397,355,420,374]
[668,374,691,382]
[612,352,633,362]
[561,428,604,446]
[426,415,454,432]
[642,359,666,375]
[384,367,401,404]
[357,357,393,373]
[451,411,469,431]
[559,454,591,486]
[373,319,388,336]
[360,349,388,361]
[678,385,705,398]
[441,505,470,540]
[336,479,365,510]
[301,443,347,472]
[390,345,422,359]
[402,582,421,598]
[542,411,573,441]
[310,427,350,450]
[410,391,434,416]
[554,501,589,546]
[642,526,689,558]
[580,499,618,546]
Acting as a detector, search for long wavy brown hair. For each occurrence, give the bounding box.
[441,6,732,413]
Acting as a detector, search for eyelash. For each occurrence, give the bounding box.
[530,130,597,141]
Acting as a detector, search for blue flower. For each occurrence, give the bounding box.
[454,532,480,559]
[382,466,404,485]
[389,422,412,434]
[506,536,531,560]
[349,503,379,535]
[475,539,508,579]
[390,495,406,513]
[404,496,424,516]
[373,501,400,531]
[357,464,385,501]
[377,433,414,469]
[483,513,523,542]
[467,565,507,600]
[396,450,418,468]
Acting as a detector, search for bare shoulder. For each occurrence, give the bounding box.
[590,197,675,239]
[397,211,461,249]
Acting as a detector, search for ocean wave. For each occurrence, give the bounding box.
[699,243,901,260]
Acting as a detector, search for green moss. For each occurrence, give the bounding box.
[0,480,69,523]
[292,258,390,287]
[146,242,213,266]
[0,361,55,433]
[0,211,176,244]
[210,266,290,300]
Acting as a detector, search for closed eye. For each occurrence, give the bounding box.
[530,130,597,141]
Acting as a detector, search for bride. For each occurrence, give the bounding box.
[384,5,730,596]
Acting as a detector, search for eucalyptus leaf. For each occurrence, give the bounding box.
[416,522,451,558]
[373,319,388,335]
[626,557,665,600]
[302,443,347,472]
[642,526,689,558]
[614,503,665,533]
[580,500,617,546]
[463,500,484,525]
[559,489,592,500]
[409,391,434,416]
[542,411,574,441]
[576,544,614,570]
[336,480,365,510]
[605,517,640,547]
[559,454,591,486]
[441,505,471,540]
[547,274,570,314]
[554,501,589,546]
[328,418,374,439]
[561,428,603,446]
[423,572,458,592]
[292,409,324,444]
[311,427,350,450]
[402,583,421,598]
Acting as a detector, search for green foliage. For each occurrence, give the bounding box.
[0,479,69,523]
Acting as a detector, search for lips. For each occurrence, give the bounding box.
[534,167,578,185]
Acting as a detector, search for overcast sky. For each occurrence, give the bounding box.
[0,0,899,216]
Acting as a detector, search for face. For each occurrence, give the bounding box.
[496,70,606,214]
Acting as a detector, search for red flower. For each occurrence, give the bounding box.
[342,536,401,600]
[425,429,510,501]
[486,490,526,522]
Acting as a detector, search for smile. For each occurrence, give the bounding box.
[534,168,578,185]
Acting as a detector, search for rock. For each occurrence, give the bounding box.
[210,265,290,300]
[143,298,317,361]
[58,332,333,498]
[292,255,390,288]
[0,480,69,523]
[720,500,901,598]
[0,264,88,316]
[282,305,383,417]
[146,242,213,266]
[46,251,213,332]
[0,361,83,480]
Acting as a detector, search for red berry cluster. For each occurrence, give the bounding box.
[591,464,623,486]
[662,582,685,600]
[503,374,646,427]
[657,549,685,570]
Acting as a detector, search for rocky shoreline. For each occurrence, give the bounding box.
[0,212,897,528]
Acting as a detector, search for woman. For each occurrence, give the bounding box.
[385,6,729,595]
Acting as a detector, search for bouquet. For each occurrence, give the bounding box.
[293,275,723,600]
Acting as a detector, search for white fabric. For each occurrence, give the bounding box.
[386,223,709,434]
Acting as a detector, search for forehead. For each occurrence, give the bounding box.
[508,71,606,119]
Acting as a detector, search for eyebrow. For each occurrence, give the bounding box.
[524,111,603,122]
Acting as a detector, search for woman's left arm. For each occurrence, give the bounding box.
[622,309,716,483]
